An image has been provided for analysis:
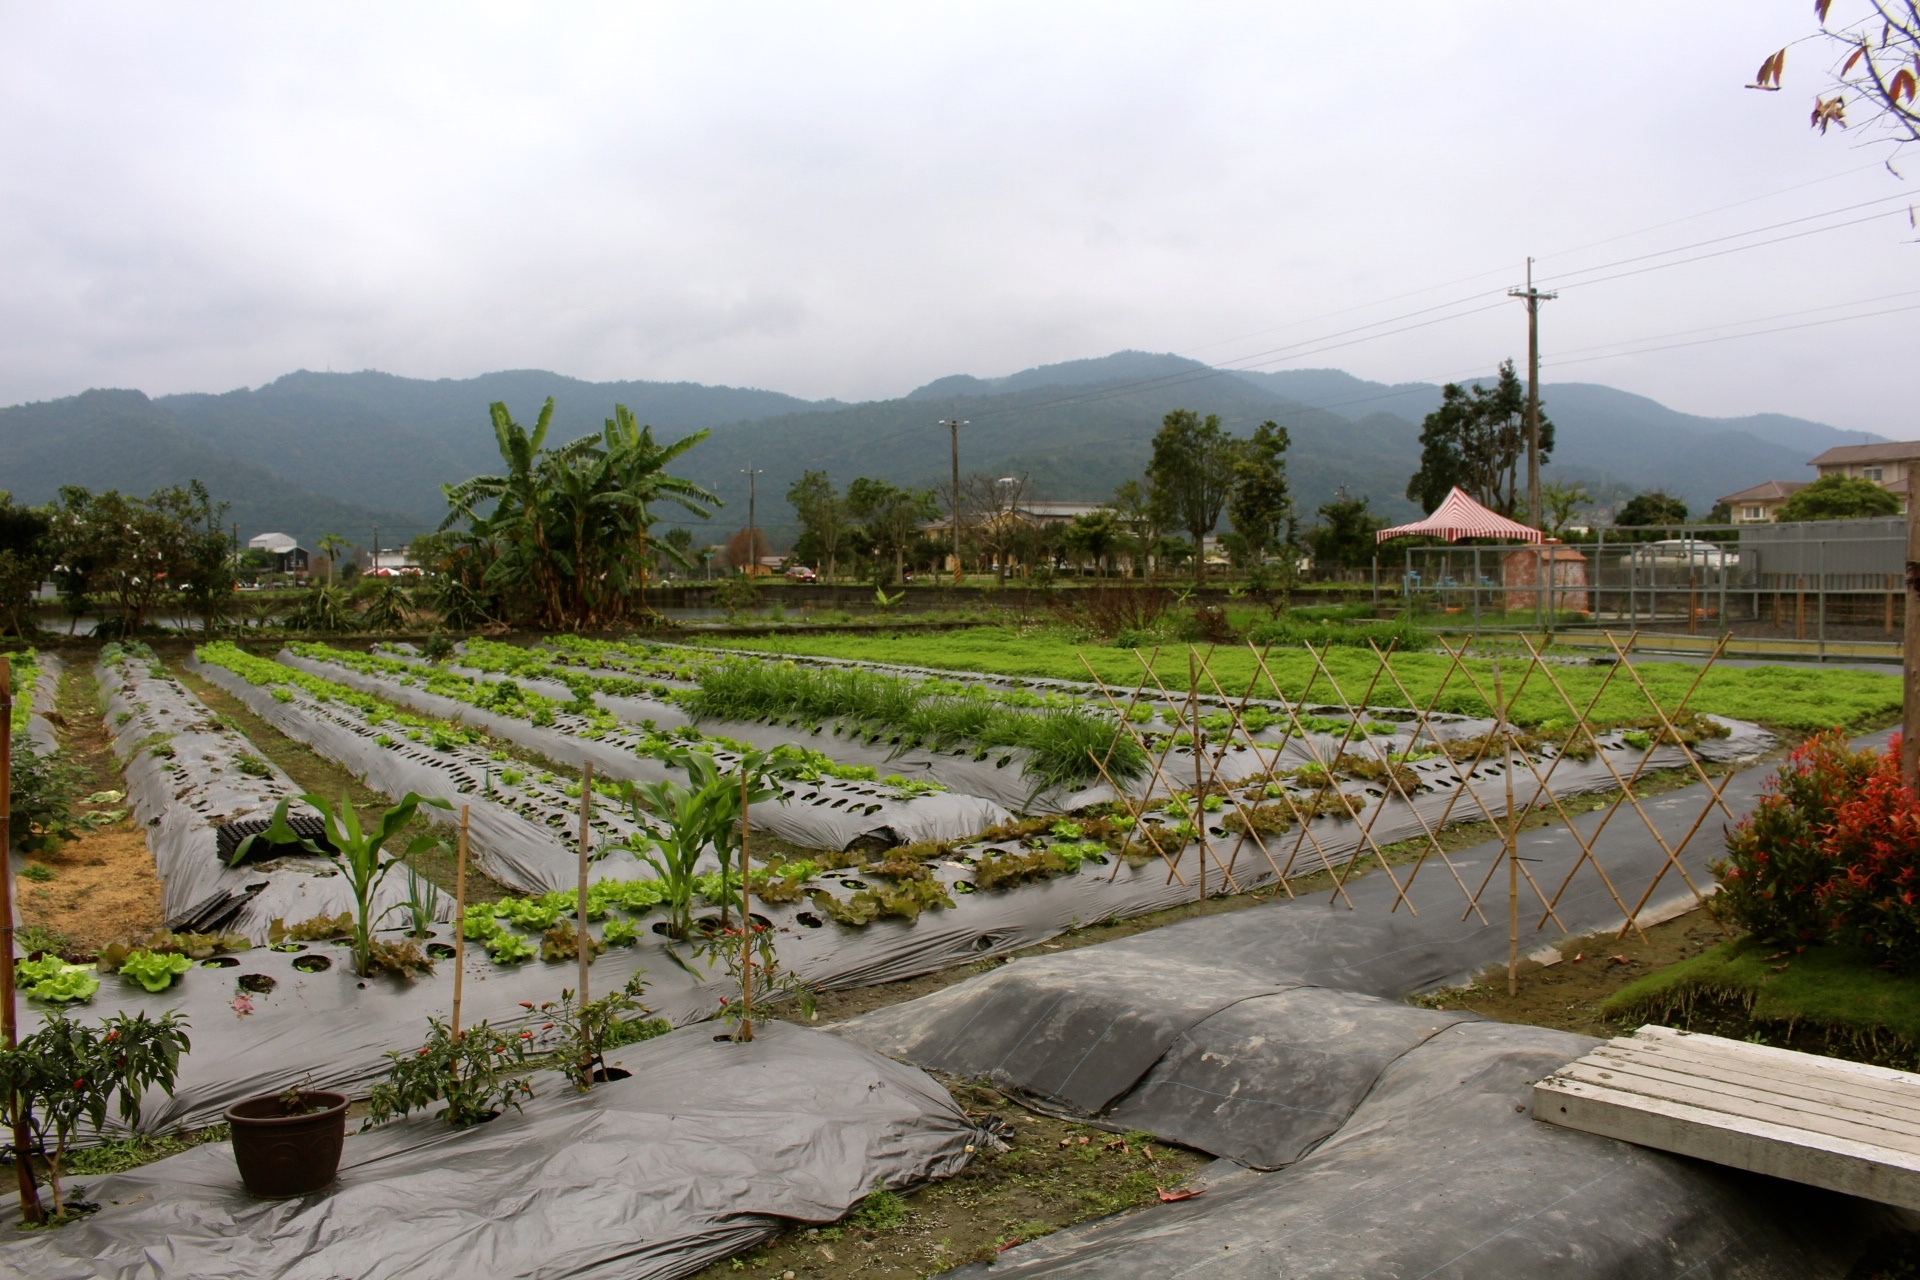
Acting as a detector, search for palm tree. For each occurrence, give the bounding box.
[603,406,717,616]
[442,399,567,626]
[315,533,351,583]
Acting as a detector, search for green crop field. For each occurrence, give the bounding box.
[694,626,1902,732]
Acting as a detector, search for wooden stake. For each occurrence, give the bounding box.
[577,762,593,1010]
[0,658,40,1223]
[450,805,469,1039]
[738,767,754,1042]
[1190,648,1205,905]
[1494,659,1518,998]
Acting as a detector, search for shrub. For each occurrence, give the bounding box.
[1818,754,1920,972]
[1052,586,1173,638]
[365,1017,535,1128]
[1714,732,1878,946]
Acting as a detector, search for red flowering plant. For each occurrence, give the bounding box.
[363,1016,534,1129]
[1714,731,1880,947]
[1817,748,1920,973]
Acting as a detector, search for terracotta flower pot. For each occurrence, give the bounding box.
[224,1089,349,1198]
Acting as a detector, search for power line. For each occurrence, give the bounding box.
[1544,299,1920,369]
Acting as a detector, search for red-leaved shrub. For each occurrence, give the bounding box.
[1817,752,1920,972]
[1714,731,1878,947]
[1715,731,1920,972]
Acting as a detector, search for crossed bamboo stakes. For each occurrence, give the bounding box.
[1078,632,1734,951]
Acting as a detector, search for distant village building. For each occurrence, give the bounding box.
[1714,440,1920,524]
[920,500,1106,537]
[1805,441,1920,514]
[1715,480,1807,525]
[247,532,309,574]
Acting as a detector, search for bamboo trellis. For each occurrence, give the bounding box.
[1080,632,1737,992]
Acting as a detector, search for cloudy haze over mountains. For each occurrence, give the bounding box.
[0,2,1911,442]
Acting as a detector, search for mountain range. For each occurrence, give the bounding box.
[0,353,1886,550]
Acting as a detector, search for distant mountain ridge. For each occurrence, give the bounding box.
[0,354,1882,548]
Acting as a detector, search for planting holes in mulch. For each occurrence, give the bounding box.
[225,1089,349,1199]
[238,974,277,994]
[426,943,457,960]
[292,954,333,973]
[592,1067,633,1082]
[202,956,241,969]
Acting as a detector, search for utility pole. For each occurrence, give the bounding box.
[372,525,378,576]
[1509,258,1557,530]
[942,417,968,586]
[740,464,762,577]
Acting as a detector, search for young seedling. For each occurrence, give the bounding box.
[235,792,452,978]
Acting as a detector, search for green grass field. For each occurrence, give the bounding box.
[1605,938,1920,1058]
[694,626,1901,732]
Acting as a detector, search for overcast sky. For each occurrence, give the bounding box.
[0,2,1913,434]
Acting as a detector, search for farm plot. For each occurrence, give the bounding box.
[279,641,1012,848]
[6,645,63,753]
[94,642,459,941]
[192,642,666,894]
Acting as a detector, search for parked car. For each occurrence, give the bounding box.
[1620,539,1739,569]
[784,565,818,582]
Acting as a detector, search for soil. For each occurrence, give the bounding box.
[16,663,163,953]
[687,1078,1210,1280]
[174,660,516,903]
[1410,906,1733,1038]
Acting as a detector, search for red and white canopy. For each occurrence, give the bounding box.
[1376,487,1541,544]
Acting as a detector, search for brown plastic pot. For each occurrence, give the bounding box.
[224,1090,349,1198]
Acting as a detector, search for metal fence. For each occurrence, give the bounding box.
[1382,518,1907,651]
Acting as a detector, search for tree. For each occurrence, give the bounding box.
[315,533,351,581]
[1614,491,1690,528]
[1540,480,1592,536]
[725,527,772,573]
[440,399,716,628]
[1146,409,1238,580]
[962,472,1032,585]
[787,471,849,580]
[659,527,695,578]
[1308,494,1385,571]
[1750,4,1920,147]
[1778,473,1902,521]
[1405,361,1553,517]
[1060,509,1122,576]
[0,494,52,637]
[1109,479,1158,578]
[47,484,221,634]
[848,478,937,586]
[1226,420,1293,563]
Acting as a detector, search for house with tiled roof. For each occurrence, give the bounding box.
[1716,479,1807,524]
[1805,441,1920,514]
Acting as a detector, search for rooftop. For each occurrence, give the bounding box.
[1807,441,1920,467]
[1715,479,1806,505]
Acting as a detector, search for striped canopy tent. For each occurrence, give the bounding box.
[1376,487,1541,544]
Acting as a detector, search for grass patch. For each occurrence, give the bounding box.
[694,625,1900,732]
[1604,937,1920,1069]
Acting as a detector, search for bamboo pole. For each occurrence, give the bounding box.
[1190,648,1205,905]
[577,762,593,1010]
[451,805,469,1038]
[1493,659,1519,998]
[738,767,754,1042]
[0,658,41,1223]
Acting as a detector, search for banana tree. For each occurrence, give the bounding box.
[236,792,451,976]
[603,406,717,616]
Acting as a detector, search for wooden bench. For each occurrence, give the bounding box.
[1533,1025,1920,1210]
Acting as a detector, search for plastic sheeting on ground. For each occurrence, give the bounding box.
[279,649,1011,850]
[0,1022,984,1280]
[838,752,1778,1111]
[97,652,450,941]
[195,656,661,893]
[945,1019,1902,1279]
[22,651,61,754]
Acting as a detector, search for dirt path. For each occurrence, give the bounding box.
[16,662,163,955]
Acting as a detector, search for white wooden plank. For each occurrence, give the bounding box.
[1553,1060,1920,1155]
[1534,1076,1920,1210]
[1590,1044,1920,1129]
[1533,1025,1920,1211]
[1620,1028,1920,1103]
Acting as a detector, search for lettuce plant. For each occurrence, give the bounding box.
[15,956,98,1004]
[118,950,193,992]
